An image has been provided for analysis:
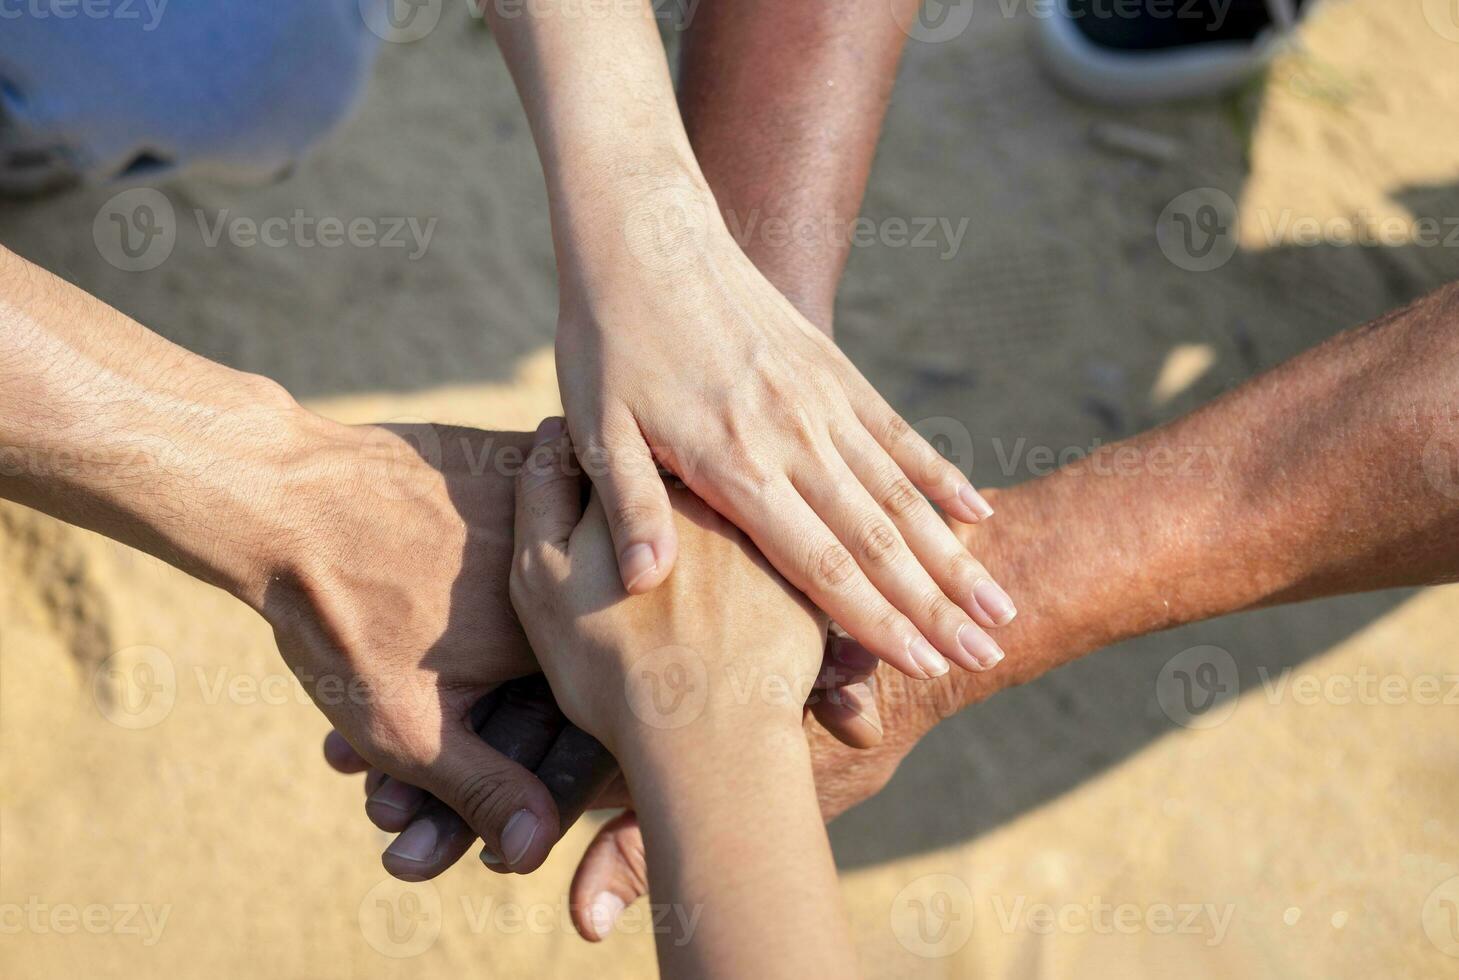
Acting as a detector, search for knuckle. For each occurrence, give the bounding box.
[813,541,857,589]
[878,475,924,520]
[510,544,544,588]
[770,396,828,455]
[507,562,534,612]
[879,411,914,448]
[610,497,662,536]
[854,517,899,567]
[356,724,429,776]
[871,606,906,642]
[714,447,775,501]
[784,406,820,450]
[454,767,522,831]
[947,553,988,592]
[609,831,650,896]
[917,591,959,630]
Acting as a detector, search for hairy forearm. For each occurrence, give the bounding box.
[945,282,1459,712]
[0,246,313,606]
[678,0,922,332]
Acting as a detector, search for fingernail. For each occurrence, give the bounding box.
[909,637,949,678]
[973,579,1017,626]
[958,485,995,521]
[620,543,658,592]
[843,684,883,735]
[957,623,1005,670]
[385,819,438,864]
[367,779,423,814]
[534,416,564,446]
[588,892,626,939]
[501,809,541,868]
[479,848,503,867]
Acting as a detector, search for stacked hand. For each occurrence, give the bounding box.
[291,422,888,882]
[316,422,987,940]
[555,179,1015,678]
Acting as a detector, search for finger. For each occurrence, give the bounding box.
[791,449,1004,672]
[323,729,371,774]
[852,389,993,525]
[514,417,584,559]
[834,426,1016,628]
[721,477,938,679]
[417,730,560,875]
[381,799,479,883]
[367,776,428,833]
[577,405,678,595]
[568,811,648,942]
[471,676,570,871]
[382,677,566,879]
[811,631,883,748]
[369,691,503,841]
[816,627,880,689]
[534,726,621,835]
[380,727,620,883]
[810,680,883,749]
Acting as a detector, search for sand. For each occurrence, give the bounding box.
[2,1,1459,976]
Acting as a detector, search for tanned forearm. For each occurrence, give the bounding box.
[678,0,924,332]
[948,282,1459,713]
[0,246,312,608]
[802,282,1459,819]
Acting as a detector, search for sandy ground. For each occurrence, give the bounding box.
[3,1,1459,976]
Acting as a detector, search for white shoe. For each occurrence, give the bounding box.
[1035,0,1310,105]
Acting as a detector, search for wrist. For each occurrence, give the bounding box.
[162,381,340,611]
[619,710,809,795]
[616,704,806,781]
[550,149,727,300]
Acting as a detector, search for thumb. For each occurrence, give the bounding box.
[418,727,561,874]
[579,406,677,594]
[809,631,883,749]
[514,416,583,554]
[569,810,648,942]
